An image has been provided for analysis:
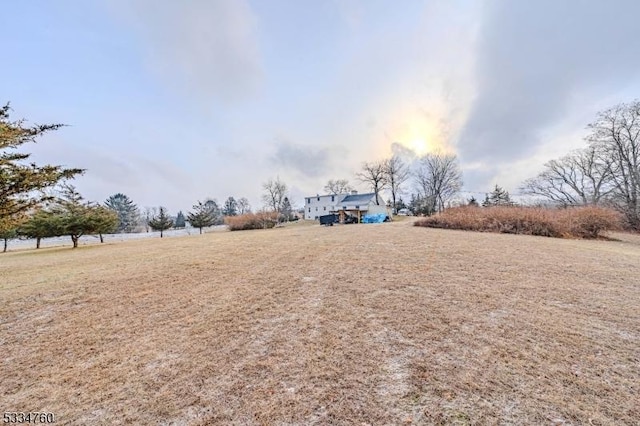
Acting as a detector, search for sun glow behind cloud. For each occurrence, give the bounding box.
[387,106,457,157]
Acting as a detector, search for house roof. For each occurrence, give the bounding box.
[340,193,377,204]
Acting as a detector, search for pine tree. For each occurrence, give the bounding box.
[91,206,119,243]
[18,209,62,249]
[148,207,174,238]
[409,193,435,216]
[204,199,224,225]
[395,197,407,212]
[281,197,292,222]
[175,211,186,228]
[222,197,238,216]
[187,201,216,234]
[52,185,118,247]
[468,196,479,207]
[1,104,83,223]
[484,185,513,207]
[0,217,20,253]
[105,193,139,233]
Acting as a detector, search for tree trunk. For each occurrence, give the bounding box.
[160,230,163,238]
[3,238,7,253]
[71,235,79,248]
[99,233,104,243]
[199,227,202,235]
[36,237,41,249]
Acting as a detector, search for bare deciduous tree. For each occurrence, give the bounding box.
[385,155,410,214]
[587,101,640,229]
[521,146,613,206]
[323,179,354,194]
[142,206,158,233]
[356,161,387,205]
[414,152,462,213]
[237,197,251,214]
[262,177,288,212]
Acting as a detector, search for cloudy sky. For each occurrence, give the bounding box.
[3,0,640,212]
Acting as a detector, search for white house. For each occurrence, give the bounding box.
[304,193,346,220]
[304,191,391,222]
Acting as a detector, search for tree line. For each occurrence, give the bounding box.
[520,101,640,229]
[3,99,638,251]
[0,103,256,250]
[317,152,463,216]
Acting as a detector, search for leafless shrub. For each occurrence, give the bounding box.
[225,212,279,231]
[415,206,622,239]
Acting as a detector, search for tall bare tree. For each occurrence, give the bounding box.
[521,146,613,206]
[385,155,410,214]
[237,197,251,214]
[414,152,462,212]
[323,179,354,194]
[587,101,640,229]
[356,161,387,205]
[141,207,157,232]
[262,176,288,212]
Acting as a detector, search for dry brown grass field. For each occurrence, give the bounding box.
[1,220,639,425]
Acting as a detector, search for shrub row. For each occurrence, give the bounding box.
[414,206,623,239]
[225,212,279,231]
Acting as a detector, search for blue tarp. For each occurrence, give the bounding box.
[362,214,387,223]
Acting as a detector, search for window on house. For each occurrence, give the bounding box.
[315,207,318,211]
[317,196,320,201]
[323,207,326,211]
[308,208,311,212]
[331,195,335,202]
[355,205,359,209]
[306,198,310,204]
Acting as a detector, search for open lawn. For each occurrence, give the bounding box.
[1,220,639,425]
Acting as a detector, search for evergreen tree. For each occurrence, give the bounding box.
[91,206,119,243]
[222,197,238,216]
[409,193,435,216]
[0,217,20,253]
[105,193,139,233]
[52,185,118,247]
[18,209,62,249]
[468,196,479,207]
[1,104,83,223]
[187,201,216,234]
[395,197,407,212]
[203,199,225,225]
[174,211,186,228]
[281,197,292,222]
[148,206,174,238]
[483,185,513,207]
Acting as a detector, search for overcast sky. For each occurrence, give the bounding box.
[3,0,640,212]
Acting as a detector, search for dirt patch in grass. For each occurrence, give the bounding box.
[1,222,638,424]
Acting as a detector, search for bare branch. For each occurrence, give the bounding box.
[356,161,388,205]
[414,152,462,213]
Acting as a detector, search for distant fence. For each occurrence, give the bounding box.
[8,225,228,250]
